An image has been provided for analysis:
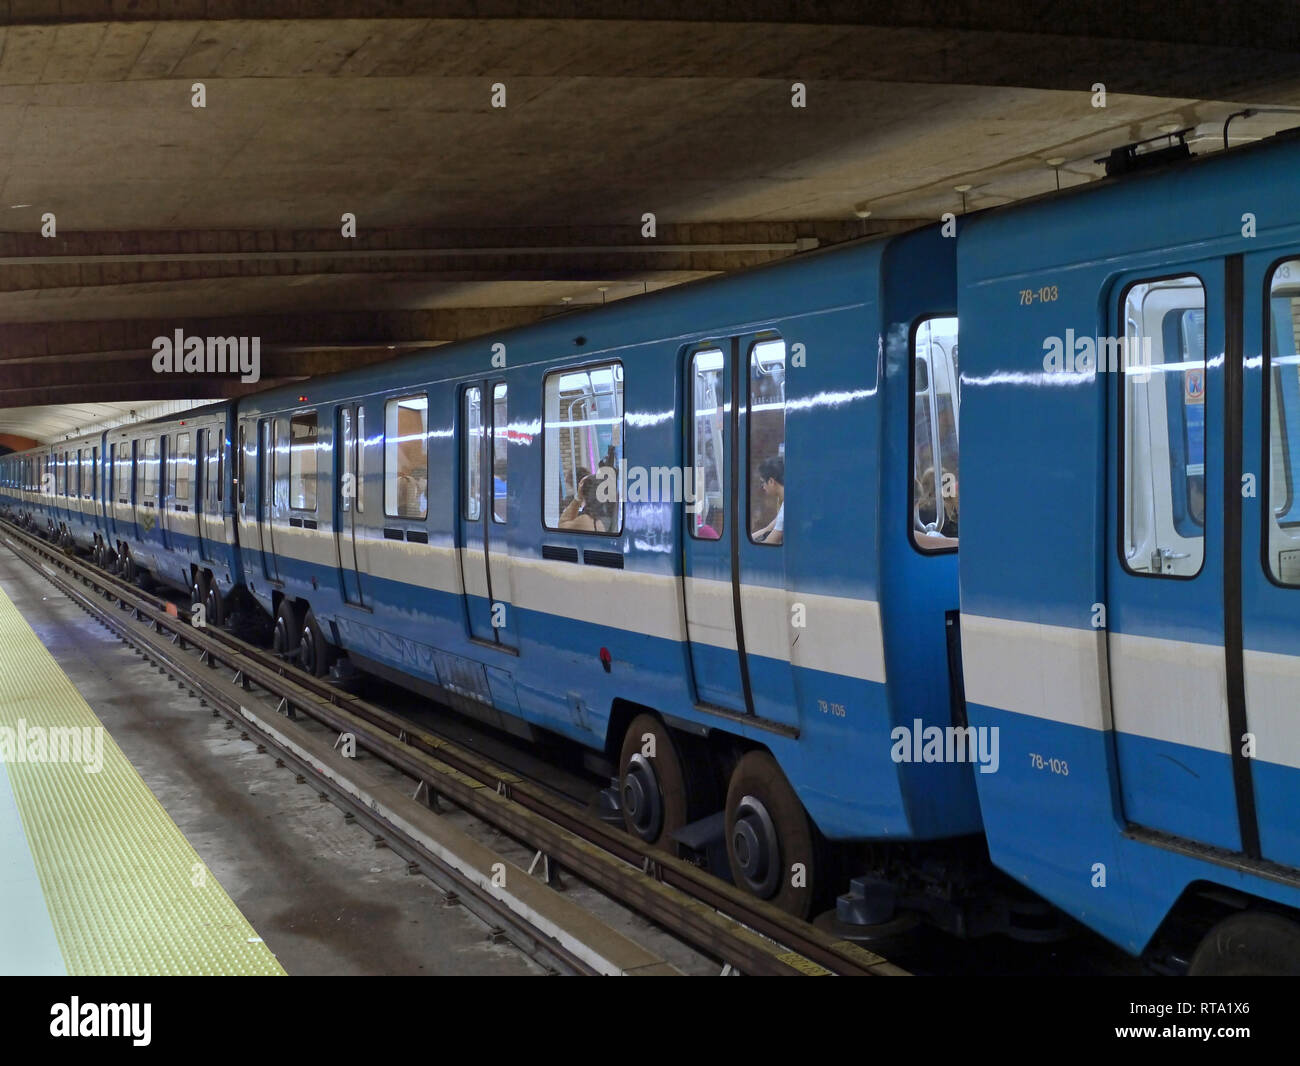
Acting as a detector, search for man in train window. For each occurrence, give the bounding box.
[753,457,784,545]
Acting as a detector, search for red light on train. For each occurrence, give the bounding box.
[599,647,612,673]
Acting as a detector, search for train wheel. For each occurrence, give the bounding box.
[205,582,225,629]
[299,609,331,677]
[272,599,301,658]
[1188,911,1300,975]
[123,555,137,584]
[725,751,820,919]
[191,573,208,617]
[618,714,708,847]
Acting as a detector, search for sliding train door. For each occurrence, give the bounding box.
[1242,250,1300,869]
[1106,262,1243,851]
[457,382,515,648]
[681,335,798,728]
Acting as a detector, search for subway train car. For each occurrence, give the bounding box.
[102,404,241,623]
[957,130,1300,972]
[230,223,976,917]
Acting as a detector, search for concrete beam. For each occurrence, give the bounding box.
[0,222,908,296]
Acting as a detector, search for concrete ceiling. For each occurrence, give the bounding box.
[4,3,1300,441]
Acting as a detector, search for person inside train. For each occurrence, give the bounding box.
[559,467,607,532]
[752,457,784,545]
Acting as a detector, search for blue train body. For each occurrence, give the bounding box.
[4,130,1300,967]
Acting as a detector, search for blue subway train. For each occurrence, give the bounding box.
[3,129,1300,972]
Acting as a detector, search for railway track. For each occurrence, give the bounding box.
[0,517,905,977]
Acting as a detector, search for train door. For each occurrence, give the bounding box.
[1243,251,1300,868]
[258,418,281,583]
[457,382,516,647]
[1106,263,1243,851]
[159,435,175,551]
[196,428,215,561]
[682,344,748,712]
[681,336,799,727]
[335,404,365,606]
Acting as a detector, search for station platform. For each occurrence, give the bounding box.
[0,581,283,976]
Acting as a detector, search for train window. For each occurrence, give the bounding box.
[689,348,725,540]
[912,317,960,551]
[142,438,159,502]
[385,395,428,520]
[544,362,624,534]
[492,383,508,524]
[56,452,66,496]
[237,424,246,506]
[174,432,193,508]
[1267,259,1300,586]
[1120,275,1206,578]
[289,413,318,512]
[748,338,787,545]
[82,449,94,498]
[356,407,365,514]
[203,431,219,511]
[464,387,482,521]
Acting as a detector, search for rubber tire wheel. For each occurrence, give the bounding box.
[191,573,208,616]
[725,751,822,920]
[1188,911,1300,975]
[123,555,136,584]
[618,714,703,848]
[273,599,301,658]
[299,609,331,678]
[205,583,225,629]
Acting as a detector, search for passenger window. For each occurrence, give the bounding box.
[384,395,427,519]
[689,348,726,540]
[748,338,786,546]
[1267,259,1300,585]
[174,432,193,508]
[464,387,482,521]
[1120,275,1206,578]
[82,449,93,498]
[912,317,960,551]
[237,425,246,506]
[492,383,508,524]
[142,438,159,502]
[56,452,66,496]
[356,407,365,514]
[289,413,318,511]
[544,362,624,534]
[204,431,219,511]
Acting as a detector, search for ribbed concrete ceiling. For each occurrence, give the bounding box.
[3,3,1300,441]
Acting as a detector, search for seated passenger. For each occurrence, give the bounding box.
[752,457,784,545]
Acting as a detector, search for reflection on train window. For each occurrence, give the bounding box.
[912,317,960,551]
[464,387,482,521]
[56,451,66,496]
[493,383,508,524]
[385,394,428,519]
[1267,259,1300,586]
[83,449,95,498]
[1120,275,1206,578]
[142,438,160,502]
[356,407,365,514]
[544,362,624,534]
[115,445,129,503]
[690,348,725,540]
[289,413,318,512]
[173,432,193,508]
[748,338,786,546]
[204,431,220,511]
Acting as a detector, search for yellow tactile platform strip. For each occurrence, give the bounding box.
[0,583,284,975]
